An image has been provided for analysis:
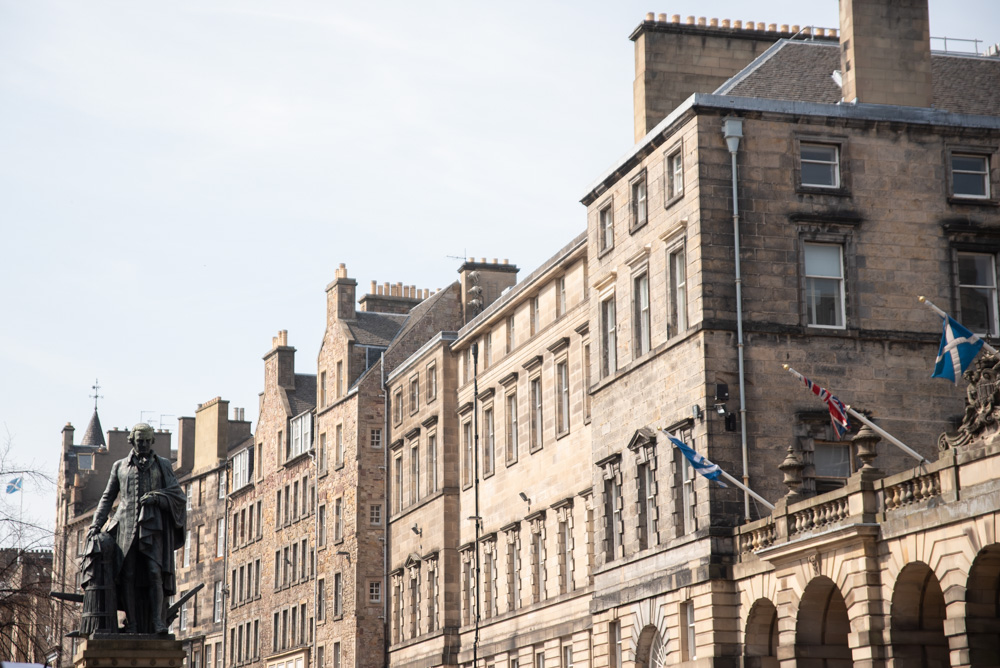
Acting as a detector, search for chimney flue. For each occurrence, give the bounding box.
[839,0,932,107]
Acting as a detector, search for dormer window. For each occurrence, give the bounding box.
[78,453,94,470]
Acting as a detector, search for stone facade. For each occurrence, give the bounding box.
[386,240,593,668]
[51,3,1000,668]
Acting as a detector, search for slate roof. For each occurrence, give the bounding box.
[346,312,408,348]
[79,409,106,447]
[716,40,1000,116]
[288,373,317,417]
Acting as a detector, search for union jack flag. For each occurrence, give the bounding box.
[798,373,850,440]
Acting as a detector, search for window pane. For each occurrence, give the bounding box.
[807,277,843,327]
[953,155,986,172]
[801,145,837,162]
[954,172,987,197]
[960,287,997,335]
[805,244,842,278]
[814,442,851,478]
[959,253,996,286]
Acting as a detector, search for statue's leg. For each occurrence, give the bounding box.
[119,550,137,633]
[148,557,167,634]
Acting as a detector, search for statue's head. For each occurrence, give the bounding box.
[128,423,156,454]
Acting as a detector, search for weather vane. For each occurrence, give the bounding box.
[90,378,103,411]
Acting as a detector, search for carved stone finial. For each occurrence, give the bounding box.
[853,424,880,471]
[778,444,803,496]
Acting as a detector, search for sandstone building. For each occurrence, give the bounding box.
[51,1,1000,667]
[0,547,53,664]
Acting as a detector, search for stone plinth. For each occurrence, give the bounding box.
[73,635,186,668]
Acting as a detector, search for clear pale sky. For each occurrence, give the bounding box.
[2,1,997,542]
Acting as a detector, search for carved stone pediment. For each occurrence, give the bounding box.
[939,353,1000,451]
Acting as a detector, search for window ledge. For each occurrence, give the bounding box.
[664,192,684,209]
[948,195,999,207]
[796,185,850,197]
[629,219,648,235]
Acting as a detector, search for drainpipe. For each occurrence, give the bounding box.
[308,435,317,668]
[220,461,231,668]
[381,352,390,667]
[471,343,481,668]
[722,116,751,520]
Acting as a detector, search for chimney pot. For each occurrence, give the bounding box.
[686,15,694,24]
[710,18,718,27]
[781,24,789,32]
[370,280,376,293]
[767,23,776,31]
[745,20,754,29]
[645,12,654,21]
[756,22,765,30]
[671,14,680,23]
[480,257,486,263]
[656,13,666,22]
[802,26,811,35]
[791,24,800,32]
[492,258,498,264]
[697,16,706,26]
[503,259,509,264]
[734,19,742,28]
[722,18,731,28]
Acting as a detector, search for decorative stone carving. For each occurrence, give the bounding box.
[939,353,1000,451]
[778,444,803,496]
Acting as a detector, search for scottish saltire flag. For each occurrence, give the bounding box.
[797,374,850,440]
[662,431,727,487]
[5,477,22,494]
[932,315,984,383]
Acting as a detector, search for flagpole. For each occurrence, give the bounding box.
[919,296,999,355]
[717,469,775,510]
[783,365,926,464]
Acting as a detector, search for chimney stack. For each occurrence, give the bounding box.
[839,0,933,107]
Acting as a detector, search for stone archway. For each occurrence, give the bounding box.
[634,624,666,668]
[795,576,851,668]
[890,561,948,668]
[745,598,778,668]
[967,544,1000,667]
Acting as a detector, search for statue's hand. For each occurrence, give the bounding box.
[86,524,101,540]
[140,492,159,506]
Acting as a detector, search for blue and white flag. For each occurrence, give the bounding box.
[5,477,22,494]
[933,315,984,383]
[662,430,727,487]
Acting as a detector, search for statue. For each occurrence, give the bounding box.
[85,423,186,634]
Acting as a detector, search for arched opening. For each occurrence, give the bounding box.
[967,544,1000,667]
[795,576,851,668]
[745,598,779,668]
[634,624,667,668]
[890,561,948,668]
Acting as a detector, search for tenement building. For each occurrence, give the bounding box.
[52,1,1000,667]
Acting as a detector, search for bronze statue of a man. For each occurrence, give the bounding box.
[88,423,186,634]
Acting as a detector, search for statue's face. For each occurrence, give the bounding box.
[128,423,155,455]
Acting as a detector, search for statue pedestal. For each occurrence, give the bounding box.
[74,635,186,668]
